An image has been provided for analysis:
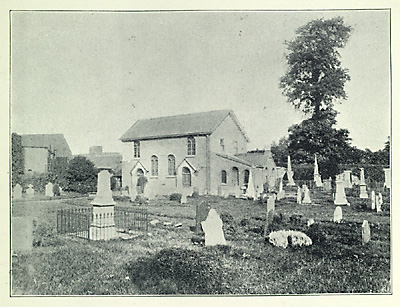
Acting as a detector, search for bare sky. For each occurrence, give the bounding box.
[11,10,390,155]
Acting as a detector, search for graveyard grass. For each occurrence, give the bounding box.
[11,188,390,295]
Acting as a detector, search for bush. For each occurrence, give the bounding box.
[126,248,226,294]
[65,156,98,194]
[169,193,182,202]
[21,172,56,193]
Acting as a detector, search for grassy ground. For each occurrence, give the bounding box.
[11,188,391,295]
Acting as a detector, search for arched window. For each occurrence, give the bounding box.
[243,169,250,186]
[232,167,239,186]
[151,155,158,177]
[221,170,227,184]
[134,141,140,158]
[168,155,176,176]
[182,167,191,187]
[187,137,196,155]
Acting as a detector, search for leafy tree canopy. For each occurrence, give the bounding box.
[280,17,352,119]
[65,156,98,193]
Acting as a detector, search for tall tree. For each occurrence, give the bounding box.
[280,17,352,119]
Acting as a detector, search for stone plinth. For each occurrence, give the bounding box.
[91,170,116,206]
[334,180,349,205]
[90,205,117,241]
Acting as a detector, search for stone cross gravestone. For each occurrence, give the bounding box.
[196,201,211,233]
[13,184,23,200]
[26,184,35,198]
[201,209,227,246]
[334,180,349,205]
[45,182,54,197]
[362,220,371,245]
[12,217,33,253]
[333,206,342,223]
[296,186,302,204]
[302,185,311,204]
[371,191,376,210]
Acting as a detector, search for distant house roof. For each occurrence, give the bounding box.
[120,109,249,142]
[20,134,72,158]
[79,152,122,173]
[235,150,276,169]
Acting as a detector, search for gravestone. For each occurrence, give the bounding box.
[302,185,311,204]
[13,184,23,200]
[12,217,33,253]
[196,201,211,233]
[376,193,383,212]
[314,155,323,187]
[296,186,302,204]
[45,182,54,197]
[90,169,117,240]
[383,168,390,189]
[343,170,352,188]
[333,206,342,223]
[359,168,366,185]
[334,179,349,205]
[181,193,187,204]
[351,175,360,185]
[264,194,276,237]
[277,178,285,200]
[286,155,296,186]
[371,191,376,210]
[323,178,332,192]
[307,218,315,227]
[201,209,227,246]
[362,220,371,245]
[26,184,35,198]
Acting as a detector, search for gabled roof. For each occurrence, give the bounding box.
[20,134,72,158]
[120,109,249,142]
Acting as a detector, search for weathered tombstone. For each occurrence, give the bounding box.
[314,155,323,187]
[264,194,276,237]
[362,220,371,245]
[13,184,23,200]
[53,183,61,196]
[45,182,54,197]
[302,185,311,204]
[196,201,211,233]
[334,179,349,205]
[12,217,33,253]
[26,184,35,198]
[383,168,391,189]
[307,218,315,227]
[376,193,382,212]
[371,191,376,210]
[286,155,296,186]
[359,168,368,199]
[180,193,187,204]
[333,206,342,223]
[90,169,117,240]
[296,186,302,204]
[277,178,285,200]
[343,170,352,188]
[323,178,332,192]
[201,209,227,246]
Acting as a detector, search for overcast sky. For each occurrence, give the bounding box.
[10,10,390,155]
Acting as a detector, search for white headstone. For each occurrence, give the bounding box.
[371,191,376,210]
[343,170,352,188]
[334,180,349,205]
[180,193,187,204]
[362,220,371,245]
[91,169,115,206]
[246,170,257,200]
[333,206,342,223]
[45,182,54,197]
[201,209,227,246]
[313,155,323,187]
[360,168,366,185]
[383,168,391,189]
[286,156,296,186]
[13,184,23,199]
[26,184,35,198]
[277,178,285,200]
[302,185,311,204]
[296,186,302,204]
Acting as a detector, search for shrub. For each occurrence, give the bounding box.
[65,156,98,194]
[169,193,182,202]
